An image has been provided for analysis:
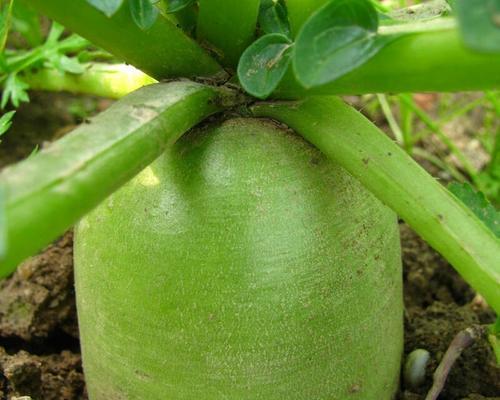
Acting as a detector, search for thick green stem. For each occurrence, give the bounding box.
[252,96,500,313]
[276,29,500,98]
[23,0,223,80]
[23,63,157,99]
[0,81,242,276]
[197,0,260,67]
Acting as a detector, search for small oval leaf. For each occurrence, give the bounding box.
[86,0,124,17]
[237,33,294,99]
[259,0,291,36]
[294,0,395,88]
[129,0,159,30]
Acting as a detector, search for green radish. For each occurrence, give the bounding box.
[75,118,403,399]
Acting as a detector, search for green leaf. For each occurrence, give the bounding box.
[129,0,159,30]
[48,54,86,74]
[86,0,124,17]
[259,0,291,36]
[237,33,294,99]
[293,0,397,88]
[454,0,500,53]
[45,21,65,44]
[449,182,500,238]
[1,74,29,108]
[165,0,196,13]
[0,110,15,137]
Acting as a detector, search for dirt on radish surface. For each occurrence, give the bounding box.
[0,93,498,400]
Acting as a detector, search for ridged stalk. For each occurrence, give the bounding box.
[24,0,223,79]
[0,81,242,276]
[23,63,156,99]
[276,28,500,97]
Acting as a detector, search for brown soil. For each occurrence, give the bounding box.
[0,233,85,400]
[0,92,498,400]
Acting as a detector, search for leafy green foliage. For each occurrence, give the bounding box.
[454,0,500,53]
[237,33,294,99]
[50,54,86,74]
[293,0,396,88]
[0,110,15,137]
[239,0,403,97]
[164,0,196,13]
[86,0,124,17]
[0,22,90,108]
[1,74,29,108]
[259,0,291,36]
[129,0,158,30]
[449,182,500,238]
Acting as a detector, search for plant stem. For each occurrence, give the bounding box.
[0,81,243,276]
[252,96,500,313]
[276,29,500,97]
[197,0,260,67]
[23,0,223,80]
[425,326,485,400]
[23,63,157,99]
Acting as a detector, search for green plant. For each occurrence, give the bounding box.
[0,0,499,398]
